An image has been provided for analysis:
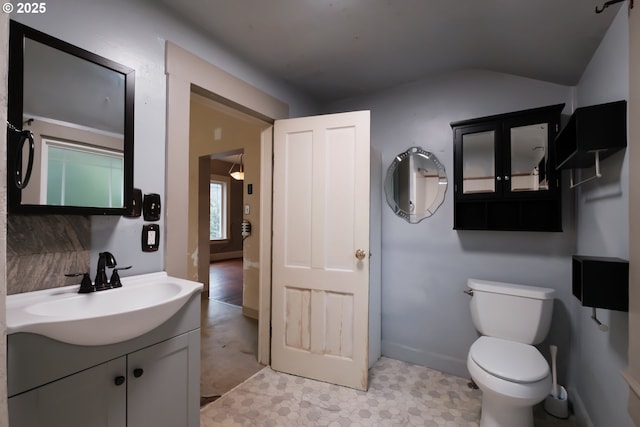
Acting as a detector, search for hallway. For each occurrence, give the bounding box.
[200,259,263,406]
[208,258,243,306]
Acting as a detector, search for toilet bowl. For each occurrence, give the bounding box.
[468,336,551,427]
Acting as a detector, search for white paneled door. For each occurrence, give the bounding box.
[271,111,371,391]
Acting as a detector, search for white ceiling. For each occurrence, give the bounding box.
[156,0,624,103]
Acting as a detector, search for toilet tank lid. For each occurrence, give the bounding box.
[468,278,555,300]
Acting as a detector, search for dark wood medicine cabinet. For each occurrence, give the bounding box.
[451,104,564,232]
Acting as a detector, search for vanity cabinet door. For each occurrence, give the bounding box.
[8,357,126,427]
[127,330,200,427]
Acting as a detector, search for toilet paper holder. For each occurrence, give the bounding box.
[591,307,609,332]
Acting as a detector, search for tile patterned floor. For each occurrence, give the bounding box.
[201,356,578,426]
[201,357,481,426]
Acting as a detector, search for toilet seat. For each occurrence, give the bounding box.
[470,336,548,383]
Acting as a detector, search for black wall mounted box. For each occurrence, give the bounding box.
[572,255,629,311]
[555,100,627,170]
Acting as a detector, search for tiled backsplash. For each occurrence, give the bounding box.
[7,215,90,294]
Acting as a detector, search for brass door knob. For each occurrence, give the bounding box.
[355,249,367,260]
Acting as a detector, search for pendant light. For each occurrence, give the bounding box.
[229,154,244,181]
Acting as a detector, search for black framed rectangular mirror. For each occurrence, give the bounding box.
[7,20,135,215]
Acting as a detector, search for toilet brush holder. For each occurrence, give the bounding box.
[544,385,569,419]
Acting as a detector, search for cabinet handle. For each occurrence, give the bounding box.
[114,375,126,386]
[133,368,144,378]
[496,176,502,181]
[504,176,510,181]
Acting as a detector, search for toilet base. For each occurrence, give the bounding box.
[479,393,534,427]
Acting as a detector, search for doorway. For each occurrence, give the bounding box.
[193,101,267,404]
[200,262,262,405]
[165,40,287,402]
[208,151,245,306]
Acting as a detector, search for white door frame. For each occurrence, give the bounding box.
[165,42,288,365]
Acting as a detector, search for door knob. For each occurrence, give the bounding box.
[355,249,367,260]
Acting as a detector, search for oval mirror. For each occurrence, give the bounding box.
[384,147,447,223]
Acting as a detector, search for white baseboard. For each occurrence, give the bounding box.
[381,340,468,378]
[210,251,243,262]
[567,386,594,427]
[243,306,258,320]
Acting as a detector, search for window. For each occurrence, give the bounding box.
[41,138,124,207]
[210,175,230,240]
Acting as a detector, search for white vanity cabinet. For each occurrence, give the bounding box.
[128,331,199,427]
[7,293,201,427]
[9,357,127,427]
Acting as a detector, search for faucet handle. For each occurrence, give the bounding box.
[65,272,95,294]
[110,266,132,288]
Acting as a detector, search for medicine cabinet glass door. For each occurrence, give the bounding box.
[506,120,554,194]
[457,117,558,199]
[459,125,498,196]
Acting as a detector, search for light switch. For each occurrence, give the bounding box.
[147,229,156,245]
[244,205,250,215]
[142,224,159,252]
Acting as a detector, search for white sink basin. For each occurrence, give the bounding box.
[7,272,202,346]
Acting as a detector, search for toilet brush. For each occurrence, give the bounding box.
[544,345,569,418]
[550,345,558,397]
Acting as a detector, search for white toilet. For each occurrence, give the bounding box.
[466,278,555,427]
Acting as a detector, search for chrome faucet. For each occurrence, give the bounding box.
[95,251,117,291]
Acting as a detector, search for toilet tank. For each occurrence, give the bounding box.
[468,278,555,344]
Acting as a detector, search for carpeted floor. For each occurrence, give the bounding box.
[200,357,578,427]
[200,299,264,402]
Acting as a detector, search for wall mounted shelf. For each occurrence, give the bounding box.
[555,100,627,188]
[572,255,628,312]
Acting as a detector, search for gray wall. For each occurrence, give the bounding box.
[570,8,633,427]
[326,69,575,377]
